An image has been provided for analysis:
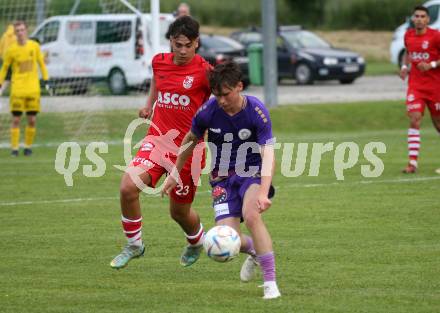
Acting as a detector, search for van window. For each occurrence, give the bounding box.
[66,21,94,45]
[34,21,59,44]
[96,21,132,44]
[428,5,440,24]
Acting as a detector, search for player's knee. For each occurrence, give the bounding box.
[27,117,36,127]
[243,210,261,229]
[410,116,422,128]
[11,119,20,128]
[120,177,139,201]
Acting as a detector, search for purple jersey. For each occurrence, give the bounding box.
[191,95,274,176]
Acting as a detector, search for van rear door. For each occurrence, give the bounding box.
[95,20,134,77]
[64,20,96,77]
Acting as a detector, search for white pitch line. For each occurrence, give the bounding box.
[0,196,119,207]
[1,175,439,207]
[0,140,123,149]
[290,175,440,188]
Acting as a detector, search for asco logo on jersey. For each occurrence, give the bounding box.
[410,51,430,61]
[157,91,190,107]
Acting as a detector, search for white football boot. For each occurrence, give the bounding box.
[262,281,281,300]
[240,255,259,282]
[110,244,145,269]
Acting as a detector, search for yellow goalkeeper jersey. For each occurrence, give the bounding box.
[0,25,16,60]
[0,40,49,97]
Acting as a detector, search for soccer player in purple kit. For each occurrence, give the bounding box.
[162,61,281,300]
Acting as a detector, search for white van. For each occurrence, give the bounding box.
[31,14,174,94]
[390,0,440,67]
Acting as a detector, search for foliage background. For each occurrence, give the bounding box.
[0,0,425,30]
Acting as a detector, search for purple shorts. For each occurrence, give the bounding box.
[210,174,275,222]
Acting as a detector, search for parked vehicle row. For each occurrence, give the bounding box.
[31,14,367,94]
[231,25,365,85]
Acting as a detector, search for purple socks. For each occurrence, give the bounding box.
[257,251,276,282]
[240,235,256,256]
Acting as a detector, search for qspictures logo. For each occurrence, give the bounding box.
[54,118,386,193]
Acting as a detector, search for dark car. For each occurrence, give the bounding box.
[197,34,250,87]
[231,26,365,85]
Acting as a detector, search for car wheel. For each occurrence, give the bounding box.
[108,69,127,95]
[294,63,313,85]
[339,78,355,84]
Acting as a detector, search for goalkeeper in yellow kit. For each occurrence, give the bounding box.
[0,20,49,156]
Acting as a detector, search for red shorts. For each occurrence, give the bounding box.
[130,141,204,204]
[406,88,440,116]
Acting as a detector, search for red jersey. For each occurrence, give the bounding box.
[404,27,440,92]
[147,53,211,168]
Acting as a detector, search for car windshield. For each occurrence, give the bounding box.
[202,35,244,50]
[238,32,262,46]
[282,30,330,49]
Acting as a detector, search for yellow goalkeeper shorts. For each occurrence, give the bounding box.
[10,95,41,113]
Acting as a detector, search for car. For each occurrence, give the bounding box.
[197,34,250,87]
[231,26,365,85]
[390,0,440,67]
[31,14,174,95]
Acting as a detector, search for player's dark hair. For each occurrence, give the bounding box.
[166,16,199,40]
[413,5,429,15]
[209,61,243,94]
[13,20,27,28]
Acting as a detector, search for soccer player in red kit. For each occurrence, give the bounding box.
[110,16,211,269]
[400,5,440,173]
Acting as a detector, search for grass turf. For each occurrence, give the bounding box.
[0,100,439,313]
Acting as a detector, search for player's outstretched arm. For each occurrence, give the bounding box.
[162,131,199,196]
[37,43,49,82]
[399,51,409,80]
[139,76,157,119]
[258,144,275,212]
[0,48,12,85]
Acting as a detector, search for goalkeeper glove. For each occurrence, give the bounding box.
[44,81,53,96]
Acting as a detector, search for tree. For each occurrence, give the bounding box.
[284,0,326,27]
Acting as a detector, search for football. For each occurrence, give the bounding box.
[203,225,241,262]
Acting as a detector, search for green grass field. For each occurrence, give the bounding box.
[1,100,440,313]
[365,61,397,76]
